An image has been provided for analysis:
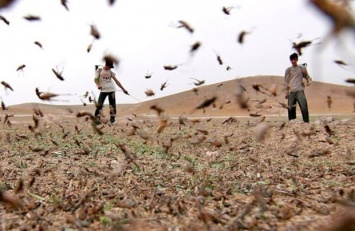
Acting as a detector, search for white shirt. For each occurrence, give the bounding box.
[95,68,116,92]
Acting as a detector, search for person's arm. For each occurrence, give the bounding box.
[112,76,129,95]
[284,68,290,98]
[94,69,102,89]
[301,66,312,85]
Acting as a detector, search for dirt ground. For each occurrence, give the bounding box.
[0,106,354,231]
[0,76,354,230]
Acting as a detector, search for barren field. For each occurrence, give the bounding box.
[0,77,355,230]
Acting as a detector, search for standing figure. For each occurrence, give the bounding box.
[94,60,129,125]
[284,53,312,123]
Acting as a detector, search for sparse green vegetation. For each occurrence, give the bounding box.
[0,113,354,230]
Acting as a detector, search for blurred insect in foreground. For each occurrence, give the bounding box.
[151,104,165,117]
[195,96,217,110]
[292,38,320,55]
[61,0,69,11]
[0,0,18,10]
[35,88,67,101]
[108,0,116,6]
[103,54,119,67]
[157,117,168,134]
[236,84,249,109]
[309,0,355,47]
[0,190,21,209]
[33,104,44,117]
[252,83,267,94]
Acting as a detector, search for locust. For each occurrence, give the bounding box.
[35,88,68,101]
[176,20,194,33]
[1,81,13,91]
[292,40,314,55]
[196,96,217,109]
[145,89,155,96]
[103,54,119,67]
[215,52,223,65]
[90,24,100,39]
[160,80,168,91]
[190,41,201,53]
[52,67,64,81]
[191,78,205,86]
[310,0,355,41]
[61,0,69,11]
[34,41,43,49]
[1,100,7,110]
[145,71,153,79]
[0,190,21,208]
[24,15,41,21]
[222,6,234,15]
[0,15,9,25]
[17,64,26,71]
[86,42,93,53]
[164,65,178,70]
[238,30,250,44]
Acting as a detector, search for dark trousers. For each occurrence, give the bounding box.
[288,91,309,123]
[94,92,116,119]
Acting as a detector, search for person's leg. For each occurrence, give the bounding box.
[288,92,297,121]
[108,92,116,123]
[296,91,309,123]
[94,92,108,120]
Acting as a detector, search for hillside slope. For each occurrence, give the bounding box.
[120,75,355,117]
[7,76,354,117]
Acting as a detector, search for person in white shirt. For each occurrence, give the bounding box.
[284,53,312,123]
[94,60,129,124]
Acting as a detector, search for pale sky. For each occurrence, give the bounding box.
[0,0,354,106]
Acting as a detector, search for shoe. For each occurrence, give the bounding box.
[110,118,115,125]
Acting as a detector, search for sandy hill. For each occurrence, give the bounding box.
[6,76,355,117]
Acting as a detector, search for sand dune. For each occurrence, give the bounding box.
[5,76,355,118]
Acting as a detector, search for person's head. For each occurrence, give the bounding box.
[289,53,298,66]
[104,60,114,70]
